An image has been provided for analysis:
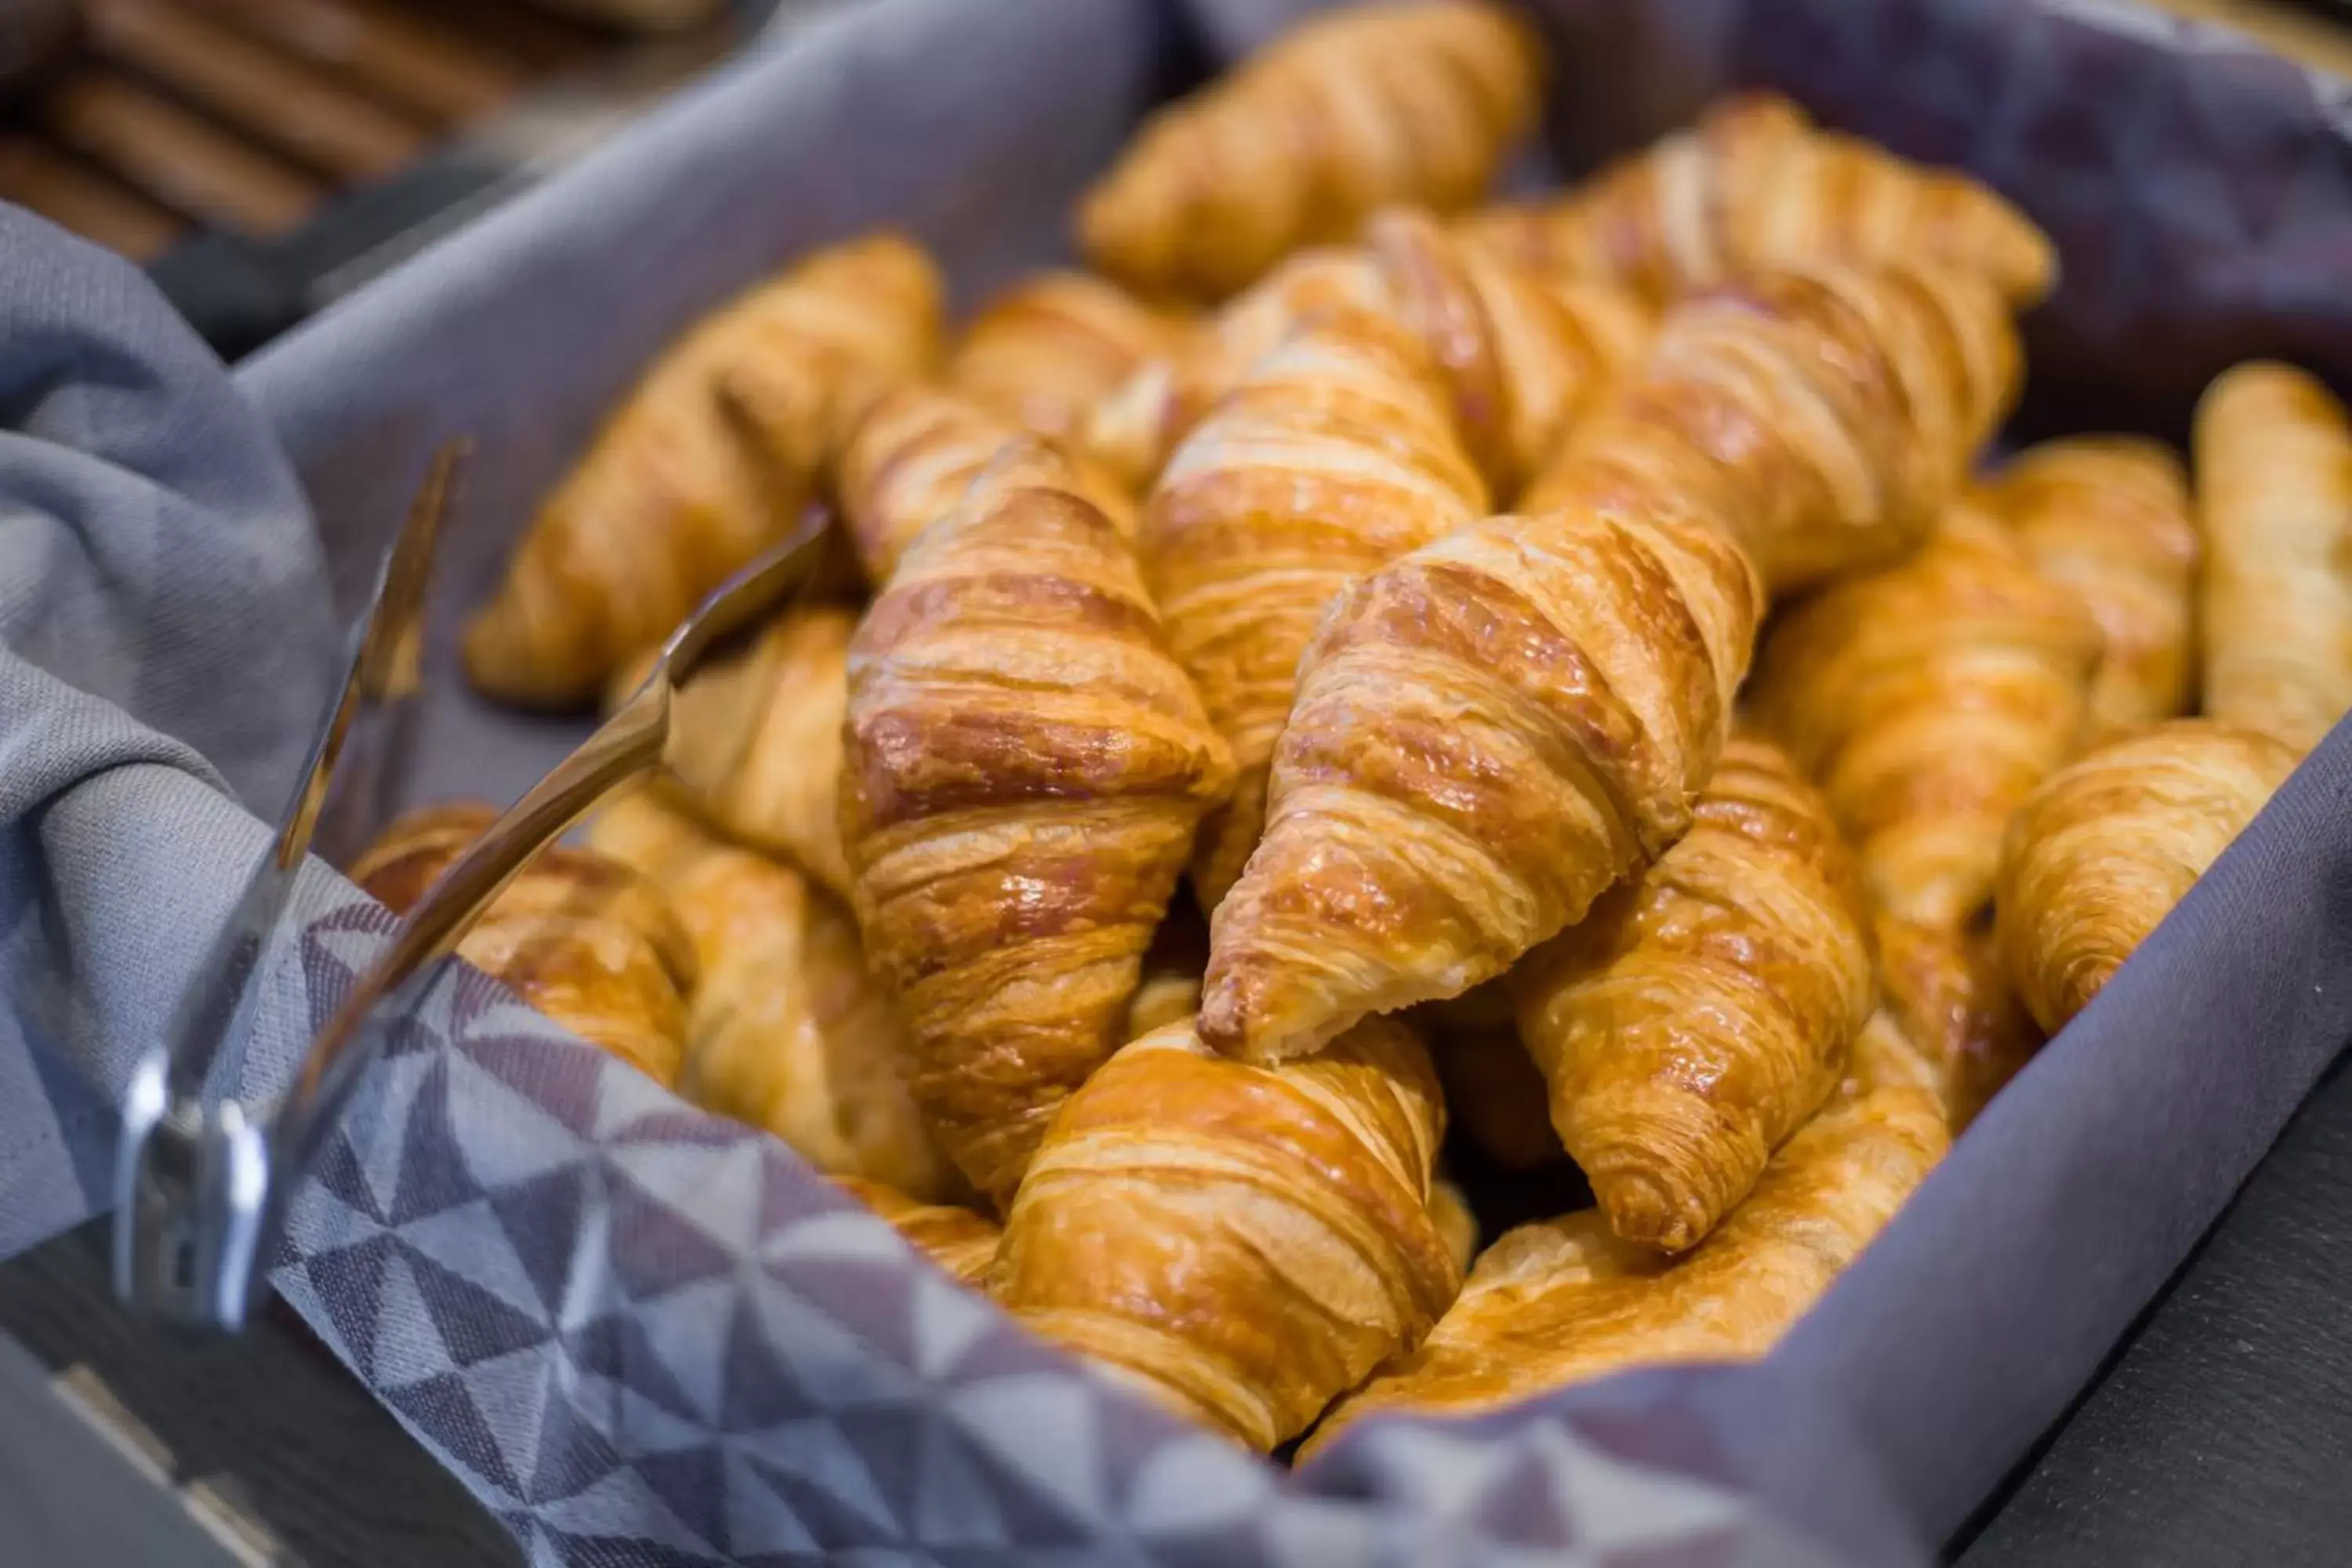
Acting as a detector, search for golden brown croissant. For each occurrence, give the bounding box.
[1431,1023,1565,1170]
[1748,506,2102,928]
[1364,207,1655,497]
[1083,247,1388,492]
[840,476,1237,1205]
[833,1177,1000,1287]
[463,234,942,707]
[1202,260,2009,1062]
[945,270,1195,450]
[350,803,693,1086]
[1307,1068,1947,1450]
[658,603,856,897]
[2193,361,2352,756]
[1078,0,1543,301]
[836,383,1138,586]
[586,789,957,1200]
[1872,913,2042,1131]
[1090,219,1650,504]
[1984,437,2198,746]
[1514,737,1875,1252]
[1465,91,2055,308]
[1145,303,1487,905]
[993,1016,1459,1451]
[1524,261,2019,594]
[1995,719,2298,1034]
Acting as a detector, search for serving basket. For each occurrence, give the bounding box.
[16,0,2352,1562]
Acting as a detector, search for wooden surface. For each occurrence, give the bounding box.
[0,1225,521,1568]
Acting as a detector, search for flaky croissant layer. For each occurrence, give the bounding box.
[993,1016,1459,1452]
[1078,0,1544,300]
[587,789,956,1201]
[464,234,942,707]
[1749,506,2103,929]
[1464,90,2056,308]
[2194,361,2352,757]
[1996,719,2298,1035]
[1145,301,1487,906]
[1305,1070,1947,1452]
[352,803,695,1087]
[1515,736,1875,1252]
[1985,437,2198,747]
[841,474,1235,1206]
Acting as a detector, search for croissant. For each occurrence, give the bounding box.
[586,789,956,1199]
[1202,261,2010,1062]
[1873,913,2042,1131]
[1524,261,2019,594]
[840,476,1237,1204]
[1078,0,1544,301]
[1514,737,1875,1251]
[1983,437,2198,746]
[993,1016,1459,1451]
[1465,91,2055,308]
[945,270,1195,450]
[463,234,942,706]
[655,603,856,896]
[1145,303,1487,905]
[1086,249,1384,491]
[1365,207,1656,497]
[1748,506,2102,928]
[833,1178,1000,1287]
[1996,719,2298,1034]
[1431,1024,1565,1170]
[2193,362,2352,757]
[1094,217,1652,505]
[1306,1068,1947,1450]
[837,383,1137,586]
[350,804,693,1086]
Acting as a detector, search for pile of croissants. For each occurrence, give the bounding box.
[348,0,2352,1457]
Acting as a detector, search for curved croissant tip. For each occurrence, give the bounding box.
[1196,964,1348,1064]
[1590,1168,1701,1255]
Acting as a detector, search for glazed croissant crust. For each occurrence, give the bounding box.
[1525,260,2020,595]
[586,789,956,1200]
[463,233,942,707]
[1515,736,1875,1252]
[1872,912,2042,1131]
[658,603,857,898]
[1749,506,2102,929]
[1465,90,2055,308]
[351,803,694,1087]
[1201,260,2010,1063]
[1996,719,2299,1034]
[840,474,1236,1205]
[993,1017,1459,1452]
[1306,1067,1947,1450]
[1984,437,2199,747]
[1078,0,1543,300]
[946,270,1195,451]
[837,383,1138,587]
[1091,215,1650,503]
[2194,361,2352,757]
[1145,301,1486,905]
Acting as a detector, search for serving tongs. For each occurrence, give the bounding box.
[115,472,833,1331]
[115,441,465,1327]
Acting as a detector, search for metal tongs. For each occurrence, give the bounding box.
[115,443,464,1327]
[114,465,833,1330]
